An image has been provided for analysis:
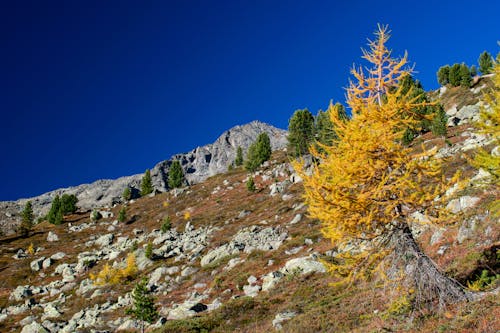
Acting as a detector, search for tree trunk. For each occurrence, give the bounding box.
[391,225,472,309]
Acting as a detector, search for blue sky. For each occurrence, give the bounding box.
[1,0,498,200]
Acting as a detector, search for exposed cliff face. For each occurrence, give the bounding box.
[0,121,287,235]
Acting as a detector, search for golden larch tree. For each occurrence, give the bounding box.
[294,25,472,309]
[473,56,500,215]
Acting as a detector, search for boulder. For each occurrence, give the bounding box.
[47,231,59,242]
[30,257,45,272]
[446,196,480,214]
[20,321,49,333]
[272,311,297,330]
[283,256,326,275]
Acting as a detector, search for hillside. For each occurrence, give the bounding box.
[0,81,499,332]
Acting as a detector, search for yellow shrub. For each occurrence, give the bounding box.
[26,243,35,255]
[90,253,138,286]
[184,211,191,220]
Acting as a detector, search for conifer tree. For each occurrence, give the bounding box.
[19,201,34,237]
[60,194,78,215]
[287,109,315,156]
[245,133,272,172]
[294,25,471,309]
[315,103,347,151]
[122,187,131,201]
[478,51,494,75]
[459,63,472,87]
[47,195,61,225]
[437,65,450,86]
[431,105,448,137]
[246,176,256,192]
[234,146,244,166]
[448,63,462,86]
[127,278,158,333]
[141,169,153,196]
[472,57,500,214]
[118,207,127,223]
[168,160,184,189]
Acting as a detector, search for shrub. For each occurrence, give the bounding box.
[437,65,450,86]
[91,209,102,222]
[122,187,131,201]
[127,278,158,332]
[60,194,78,214]
[431,105,448,137]
[145,242,153,259]
[118,207,127,223]
[161,216,171,233]
[246,176,256,192]
[47,195,61,224]
[90,253,137,286]
[479,51,493,75]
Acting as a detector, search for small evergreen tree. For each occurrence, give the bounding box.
[122,187,131,201]
[479,51,494,75]
[168,160,184,189]
[47,195,61,225]
[54,208,63,225]
[315,103,347,151]
[287,109,315,156]
[431,105,448,137]
[437,65,450,86]
[470,65,478,77]
[127,278,158,333]
[459,63,472,87]
[161,216,171,233]
[145,242,153,259]
[246,176,256,192]
[234,146,244,166]
[19,201,34,237]
[60,194,78,215]
[448,63,462,86]
[118,207,127,223]
[141,169,153,196]
[245,133,272,172]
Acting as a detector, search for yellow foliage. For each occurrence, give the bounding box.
[26,243,35,256]
[294,25,451,285]
[90,253,138,286]
[162,201,169,208]
[184,211,191,220]
[472,57,500,215]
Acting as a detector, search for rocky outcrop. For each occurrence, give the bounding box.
[0,121,287,235]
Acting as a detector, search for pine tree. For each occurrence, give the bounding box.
[161,216,171,233]
[431,105,448,137]
[234,146,244,166]
[459,63,472,87]
[478,51,494,75]
[245,133,272,172]
[60,194,78,215]
[19,201,34,237]
[246,176,256,192]
[294,25,471,309]
[145,242,153,259]
[141,169,153,196]
[287,109,315,156]
[118,207,127,223]
[122,187,131,201]
[315,103,347,151]
[448,63,462,86]
[127,278,158,333]
[168,160,184,189]
[472,57,500,214]
[437,65,450,86]
[47,195,61,225]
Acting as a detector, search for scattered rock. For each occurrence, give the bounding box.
[47,231,59,242]
[283,256,326,275]
[30,257,45,272]
[50,252,66,260]
[288,214,302,225]
[446,196,480,214]
[10,285,32,301]
[457,218,477,244]
[95,233,114,247]
[21,321,49,333]
[262,271,284,291]
[243,284,261,297]
[272,311,297,330]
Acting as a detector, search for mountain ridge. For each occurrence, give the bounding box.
[0,120,287,235]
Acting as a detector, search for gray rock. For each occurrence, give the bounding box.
[181,266,198,277]
[42,258,53,269]
[457,218,477,244]
[288,214,302,224]
[117,319,141,331]
[283,256,326,275]
[446,196,480,214]
[243,284,261,297]
[149,267,168,285]
[30,257,45,272]
[95,233,114,247]
[47,231,59,242]
[43,303,61,319]
[10,285,32,301]
[262,271,284,291]
[21,321,49,333]
[13,248,28,259]
[50,252,66,260]
[272,311,297,330]
[20,316,35,326]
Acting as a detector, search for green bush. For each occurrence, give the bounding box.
[246,176,256,192]
[141,169,153,196]
[288,108,315,157]
[479,51,493,75]
[145,242,153,259]
[19,201,34,237]
[60,194,78,214]
[234,146,244,166]
[122,187,131,201]
[118,207,127,223]
[161,216,171,233]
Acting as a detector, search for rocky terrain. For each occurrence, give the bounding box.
[0,80,498,332]
[0,120,287,236]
